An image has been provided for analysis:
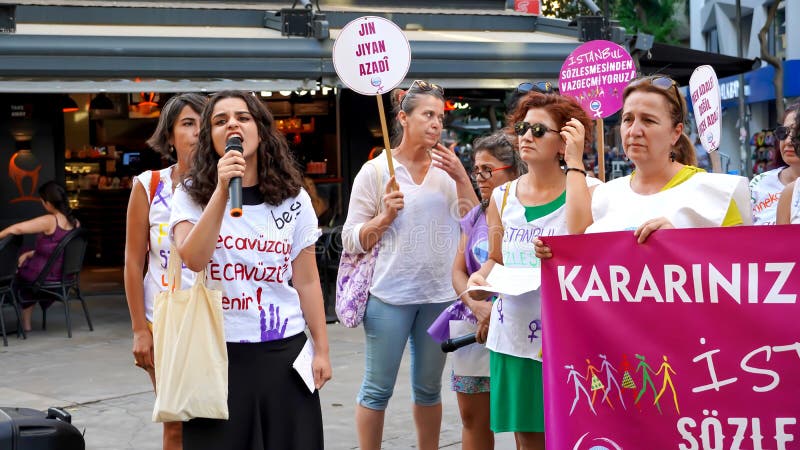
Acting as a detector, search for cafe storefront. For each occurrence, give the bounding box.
[0,2,597,264]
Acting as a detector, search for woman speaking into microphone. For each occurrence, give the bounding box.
[169,91,331,449]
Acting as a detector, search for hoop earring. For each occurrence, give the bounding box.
[669,151,676,162]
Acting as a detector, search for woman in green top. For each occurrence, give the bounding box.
[467,90,597,449]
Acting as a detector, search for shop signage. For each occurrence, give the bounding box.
[719,79,746,102]
[332,16,411,96]
[558,40,635,119]
[540,226,800,449]
[514,0,541,14]
[689,65,722,152]
[9,104,32,119]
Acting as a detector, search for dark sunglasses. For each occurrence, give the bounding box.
[514,121,559,138]
[402,80,444,109]
[775,126,793,141]
[470,165,512,182]
[629,76,680,101]
[409,79,444,95]
[517,81,555,95]
[628,75,683,119]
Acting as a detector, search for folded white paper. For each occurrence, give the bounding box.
[460,264,541,297]
[293,337,316,393]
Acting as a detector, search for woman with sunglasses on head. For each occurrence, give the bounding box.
[123,93,206,450]
[776,110,800,224]
[342,80,478,450]
[534,75,751,256]
[466,91,599,450]
[169,91,331,449]
[427,131,524,450]
[751,102,800,225]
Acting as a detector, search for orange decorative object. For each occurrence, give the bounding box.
[8,150,42,203]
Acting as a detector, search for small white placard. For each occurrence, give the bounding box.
[460,264,541,297]
[689,65,722,152]
[293,337,316,393]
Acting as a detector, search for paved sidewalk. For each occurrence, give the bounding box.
[1,270,515,449]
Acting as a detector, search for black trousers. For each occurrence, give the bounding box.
[183,333,324,450]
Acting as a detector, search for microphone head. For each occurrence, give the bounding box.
[225,136,243,152]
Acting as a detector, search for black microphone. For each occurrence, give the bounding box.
[225,136,243,218]
[441,333,478,353]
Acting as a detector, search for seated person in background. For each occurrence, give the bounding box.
[0,181,80,332]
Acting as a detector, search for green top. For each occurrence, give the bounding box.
[523,190,566,222]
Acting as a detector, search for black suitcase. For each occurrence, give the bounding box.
[0,407,84,450]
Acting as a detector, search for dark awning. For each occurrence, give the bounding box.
[637,42,760,86]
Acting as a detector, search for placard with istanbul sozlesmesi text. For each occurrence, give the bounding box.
[559,40,636,119]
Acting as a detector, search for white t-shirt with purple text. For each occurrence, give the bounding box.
[169,186,321,343]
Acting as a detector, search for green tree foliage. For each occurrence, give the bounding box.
[540,0,597,18]
[613,0,680,44]
[539,0,681,45]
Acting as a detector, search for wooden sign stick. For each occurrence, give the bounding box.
[376,94,398,190]
[596,117,605,182]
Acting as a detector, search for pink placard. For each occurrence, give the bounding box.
[540,226,800,449]
[559,40,636,118]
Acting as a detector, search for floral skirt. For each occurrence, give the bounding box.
[451,371,490,394]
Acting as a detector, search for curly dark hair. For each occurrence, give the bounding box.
[184,90,304,206]
[506,91,593,151]
[145,93,207,159]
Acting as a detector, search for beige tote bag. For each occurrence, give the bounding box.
[152,246,228,422]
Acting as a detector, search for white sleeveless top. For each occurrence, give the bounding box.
[485,176,600,360]
[791,181,800,224]
[587,171,752,233]
[134,166,195,322]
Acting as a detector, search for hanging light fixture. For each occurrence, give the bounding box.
[61,94,79,113]
[89,93,114,110]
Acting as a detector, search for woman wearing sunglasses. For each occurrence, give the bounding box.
[776,109,800,224]
[466,91,598,450]
[426,131,524,450]
[342,80,478,450]
[534,75,751,255]
[750,102,800,225]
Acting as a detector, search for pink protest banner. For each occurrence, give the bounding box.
[540,226,800,449]
[558,40,635,119]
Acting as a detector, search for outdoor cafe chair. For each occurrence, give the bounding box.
[0,234,25,346]
[15,227,93,338]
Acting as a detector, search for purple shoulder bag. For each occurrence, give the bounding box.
[335,161,383,327]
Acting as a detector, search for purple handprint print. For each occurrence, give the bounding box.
[258,287,288,341]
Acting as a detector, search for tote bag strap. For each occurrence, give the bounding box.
[166,245,210,292]
[166,245,183,292]
[500,181,511,216]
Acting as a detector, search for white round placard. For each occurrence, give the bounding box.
[332,16,411,96]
